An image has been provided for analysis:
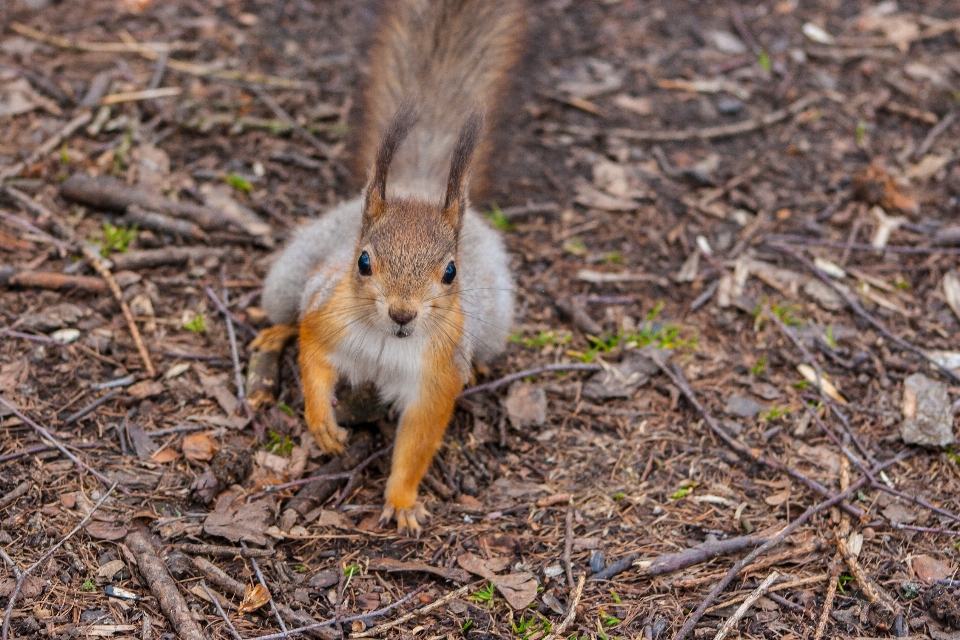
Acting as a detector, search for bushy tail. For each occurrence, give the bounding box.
[357,0,526,202]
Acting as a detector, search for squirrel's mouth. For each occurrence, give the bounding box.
[393,325,413,338]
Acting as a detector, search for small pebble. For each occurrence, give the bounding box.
[589,549,606,574]
[717,98,742,115]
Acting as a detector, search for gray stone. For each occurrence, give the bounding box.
[589,550,606,574]
[725,395,765,419]
[901,373,954,446]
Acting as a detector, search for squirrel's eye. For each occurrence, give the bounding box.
[358,251,372,276]
[441,261,456,285]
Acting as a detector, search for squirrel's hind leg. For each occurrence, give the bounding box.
[380,358,462,536]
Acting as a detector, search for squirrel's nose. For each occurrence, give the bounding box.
[388,307,417,326]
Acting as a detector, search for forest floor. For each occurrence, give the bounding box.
[1,0,960,639]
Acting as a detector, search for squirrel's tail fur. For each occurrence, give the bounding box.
[357,0,526,202]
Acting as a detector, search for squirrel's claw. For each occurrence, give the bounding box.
[306,415,348,455]
[379,502,430,537]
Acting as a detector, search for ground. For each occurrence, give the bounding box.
[1,1,960,639]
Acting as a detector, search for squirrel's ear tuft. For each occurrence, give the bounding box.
[441,110,484,228]
[364,103,418,222]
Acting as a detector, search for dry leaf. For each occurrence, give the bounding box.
[203,492,275,545]
[797,364,847,403]
[182,432,219,462]
[237,583,271,614]
[942,271,960,324]
[96,559,126,581]
[536,493,572,507]
[127,380,164,399]
[457,552,510,579]
[313,510,352,530]
[0,576,44,598]
[852,165,919,215]
[613,94,652,115]
[503,383,547,428]
[151,447,180,463]
[764,488,791,506]
[85,521,129,541]
[367,557,470,584]
[913,555,953,584]
[492,573,539,610]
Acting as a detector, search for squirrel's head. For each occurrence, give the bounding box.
[352,107,483,339]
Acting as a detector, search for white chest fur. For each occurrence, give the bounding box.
[328,321,431,412]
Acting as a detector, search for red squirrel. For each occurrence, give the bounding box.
[256,0,525,535]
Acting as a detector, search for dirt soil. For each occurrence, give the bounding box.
[1,1,960,639]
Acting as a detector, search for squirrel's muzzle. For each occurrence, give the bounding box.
[388,306,417,326]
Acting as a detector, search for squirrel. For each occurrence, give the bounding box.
[256,0,526,535]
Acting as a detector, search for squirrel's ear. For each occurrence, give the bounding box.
[441,111,484,229]
[363,104,418,223]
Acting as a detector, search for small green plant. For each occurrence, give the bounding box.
[462,620,474,632]
[60,142,70,164]
[510,330,571,349]
[266,430,293,456]
[295,564,308,571]
[601,614,620,627]
[225,173,252,192]
[611,492,626,500]
[750,355,767,376]
[759,405,790,422]
[757,50,771,71]
[563,237,588,257]
[470,581,496,606]
[894,276,910,290]
[825,325,837,349]
[277,402,294,416]
[344,564,360,578]
[901,582,921,599]
[771,301,802,327]
[793,380,810,389]
[946,447,960,465]
[855,119,867,145]
[512,614,536,636]
[610,589,622,605]
[603,251,625,264]
[183,312,207,333]
[80,579,96,592]
[837,574,855,594]
[486,204,515,232]
[670,485,694,500]
[100,221,137,257]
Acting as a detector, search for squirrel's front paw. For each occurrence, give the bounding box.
[379,502,430,537]
[305,410,348,455]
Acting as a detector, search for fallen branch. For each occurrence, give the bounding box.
[246,325,299,410]
[713,571,779,640]
[332,446,393,508]
[591,552,639,581]
[349,583,467,639]
[244,541,289,635]
[61,174,243,233]
[0,267,106,292]
[1,482,118,640]
[120,205,206,241]
[125,528,204,640]
[610,93,820,142]
[198,580,243,640]
[637,535,768,577]
[564,506,575,586]
[0,481,30,511]
[813,561,842,640]
[0,110,92,182]
[0,397,128,494]
[0,210,70,256]
[3,183,75,241]
[459,363,602,397]
[542,573,586,640]
[281,437,373,525]
[82,244,155,377]
[111,246,228,270]
[64,389,121,424]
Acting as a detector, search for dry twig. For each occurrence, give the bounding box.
[82,244,156,377]
[712,571,779,640]
[543,573,586,640]
[0,110,92,181]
